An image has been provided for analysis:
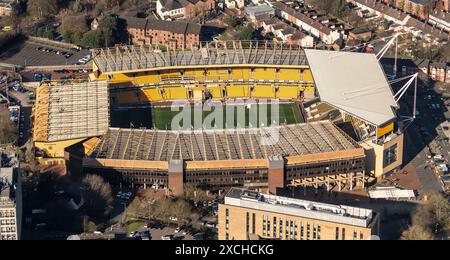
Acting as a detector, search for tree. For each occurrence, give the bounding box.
[72,0,84,12]
[239,24,255,41]
[60,15,89,44]
[403,192,450,239]
[172,199,192,225]
[401,224,434,240]
[331,0,346,18]
[426,192,450,232]
[305,0,335,12]
[80,30,103,48]
[225,15,241,28]
[0,109,18,145]
[99,14,118,47]
[81,174,113,223]
[27,0,59,20]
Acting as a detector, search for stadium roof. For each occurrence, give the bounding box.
[33,81,109,142]
[93,41,308,73]
[304,49,397,127]
[89,121,359,162]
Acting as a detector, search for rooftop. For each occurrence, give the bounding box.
[353,0,408,21]
[90,121,359,162]
[0,167,16,207]
[244,5,275,16]
[304,49,397,127]
[272,1,338,35]
[159,0,193,11]
[33,80,109,142]
[225,188,375,228]
[430,9,450,23]
[124,16,204,35]
[406,16,450,40]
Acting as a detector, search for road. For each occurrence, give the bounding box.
[6,89,33,147]
[398,80,446,193]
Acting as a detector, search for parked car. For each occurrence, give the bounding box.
[161,235,174,240]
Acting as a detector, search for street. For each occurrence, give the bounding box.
[397,78,448,193]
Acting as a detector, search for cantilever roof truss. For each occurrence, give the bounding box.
[90,121,359,162]
[304,49,397,127]
[93,41,308,73]
[33,80,109,142]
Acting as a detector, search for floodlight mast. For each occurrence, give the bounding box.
[376,33,401,79]
[392,73,419,121]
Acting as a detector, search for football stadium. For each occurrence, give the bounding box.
[32,41,404,196]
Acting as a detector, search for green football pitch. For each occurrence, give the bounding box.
[110,102,302,130]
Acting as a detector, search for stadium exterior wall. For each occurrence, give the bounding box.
[81,148,366,195]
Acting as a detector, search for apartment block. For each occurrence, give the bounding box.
[0,167,22,240]
[156,0,216,21]
[125,17,217,48]
[218,188,380,240]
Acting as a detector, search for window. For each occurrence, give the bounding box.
[279,218,283,239]
[383,144,398,167]
[342,228,346,240]
[252,213,256,234]
[263,215,267,236]
[300,222,304,240]
[225,208,230,240]
[273,217,277,237]
[317,225,321,240]
[306,224,310,240]
[335,227,339,240]
[246,212,250,234]
[313,224,317,240]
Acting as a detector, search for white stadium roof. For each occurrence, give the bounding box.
[305,49,397,127]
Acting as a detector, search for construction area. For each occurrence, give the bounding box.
[31,41,405,196]
[92,41,308,74]
[83,121,365,195]
[89,121,359,162]
[33,80,109,157]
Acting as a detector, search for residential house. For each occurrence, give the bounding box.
[351,0,409,24]
[415,59,430,74]
[437,0,449,11]
[273,1,342,45]
[406,16,449,41]
[91,18,100,30]
[430,62,448,82]
[428,9,450,32]
[156,0,216,21]
[349,27,373,41]
[0,0,14,16]
[225,0,245,9]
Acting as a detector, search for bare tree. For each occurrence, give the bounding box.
[0,109,17,145]
[81,174,113,222]
[305,0,335,12]
[401,224,434,240]
[27,0,59,19]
